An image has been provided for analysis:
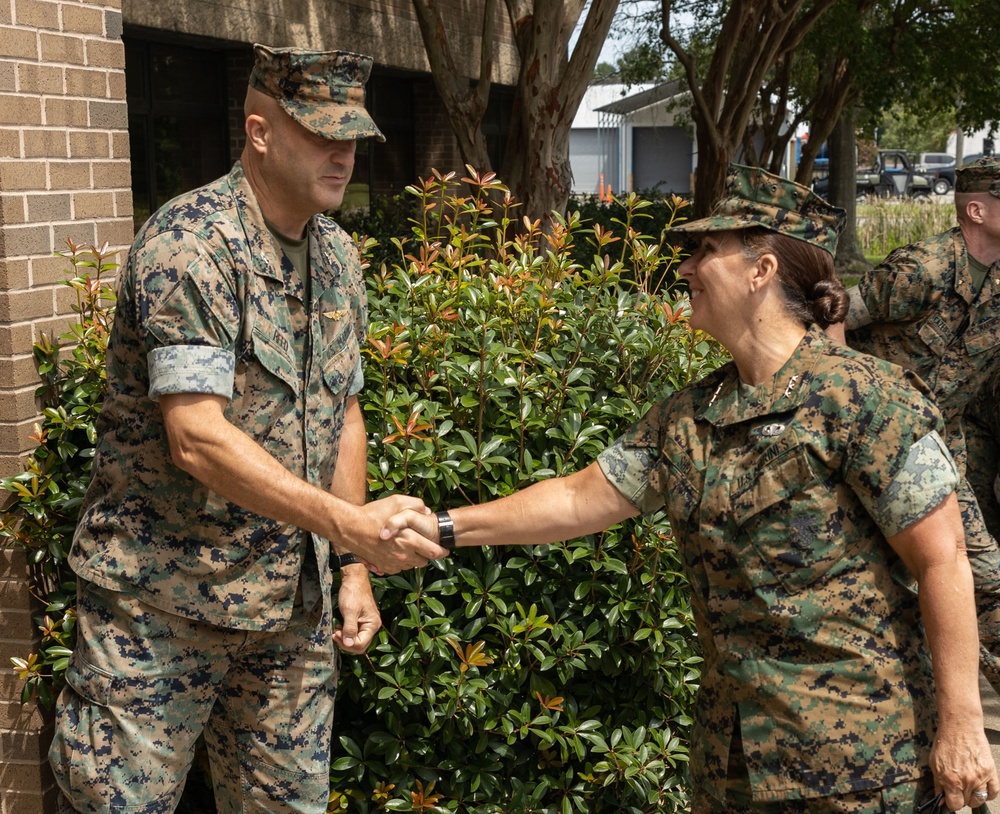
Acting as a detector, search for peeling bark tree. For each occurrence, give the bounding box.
[660,0,838,216]
[411,0,619,228]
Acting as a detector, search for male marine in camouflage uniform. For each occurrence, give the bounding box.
[49,44,445,814]
[843,157,1000,691]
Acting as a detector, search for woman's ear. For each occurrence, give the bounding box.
[750,252,779,293]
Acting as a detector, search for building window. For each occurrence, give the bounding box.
[125,37,230,231]
[344,74,417,212]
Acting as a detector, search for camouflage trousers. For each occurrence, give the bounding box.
[692,778,935,814]
[693,730,934,814]
[956,477,1000,695]
[49,580,339,814]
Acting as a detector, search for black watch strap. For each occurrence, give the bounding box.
[335,552,360,569]
[435,510,456,550]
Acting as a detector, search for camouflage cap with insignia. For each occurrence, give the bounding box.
[665,164,846,256]
[249,43,385,142]
[956,156,1000,198]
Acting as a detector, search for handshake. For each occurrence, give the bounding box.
[344,494,453,575]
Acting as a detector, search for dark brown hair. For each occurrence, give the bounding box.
[737,228,848,328]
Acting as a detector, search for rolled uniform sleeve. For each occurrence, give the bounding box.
[844,370,957,537]
[133,231,241,401]
[148,346,236,400]
[598,435,664,514]
[866,430,958,537]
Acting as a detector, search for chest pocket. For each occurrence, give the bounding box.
[250,320,300,396]
[658,438,704,527]
[964,313,1000,356]
[317,288,360,395]
[729,444,840,594]
[916,312,954,359]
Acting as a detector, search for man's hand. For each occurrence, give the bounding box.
[347,495,448,574]
[332,566,382,654]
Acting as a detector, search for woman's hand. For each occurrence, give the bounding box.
[887,494,999,808]
[930,717,998,810]
[380,506,441,548]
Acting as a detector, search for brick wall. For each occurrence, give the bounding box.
[0,1,133,812]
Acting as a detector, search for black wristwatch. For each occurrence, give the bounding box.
[335,552,360,569]
[436,510,456,550]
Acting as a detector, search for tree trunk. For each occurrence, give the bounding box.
[827,104,869,273]
[501,0,619,231]
[411,0,497,174]
[660,0,839,217]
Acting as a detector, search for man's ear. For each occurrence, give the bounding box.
[964,197,987,225]
[245,114,268,153]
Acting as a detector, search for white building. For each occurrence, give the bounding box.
[569,80,799,198]
[947,125,997,163]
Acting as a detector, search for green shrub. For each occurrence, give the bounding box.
[4,175,727,814]
[333,169,726,813]
[2,239,116,708]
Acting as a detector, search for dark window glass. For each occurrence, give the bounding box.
[346,74,417,211]
[125,38,229,231]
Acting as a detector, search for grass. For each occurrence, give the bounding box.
[856,197,956,261]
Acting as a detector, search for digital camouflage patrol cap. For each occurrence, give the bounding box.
[249,43,385,142]
[665,164,846,256]
[956,156,1000,198]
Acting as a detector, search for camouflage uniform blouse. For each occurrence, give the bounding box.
[69,162,367,631]
[846,227,1000,466]
[598,327,957,803]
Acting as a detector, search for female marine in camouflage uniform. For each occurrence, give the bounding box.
[383,166,998,813]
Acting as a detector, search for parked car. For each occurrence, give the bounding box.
[961,152,990,165]
[856,150,934,199]
[809,150,935,200]
[933,153,995,194]
[915,153,957,194]
[917,152,957,172]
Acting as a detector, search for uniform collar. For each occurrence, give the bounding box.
[954,227,1000,304]
[697,325,824,427]
[227,161,343,299]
